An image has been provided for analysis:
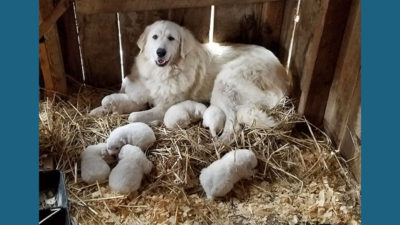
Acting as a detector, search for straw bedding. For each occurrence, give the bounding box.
[39,86,361,225]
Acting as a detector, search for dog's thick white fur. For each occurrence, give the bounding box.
[163,100,207,129]
[108,145,153,194]
[91,20,291,143]
[199,149,257,199]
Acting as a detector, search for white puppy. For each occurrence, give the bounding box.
[202,105,226,137]
[163,100,207,129]
[93,20,291,143]
[199,149,258,199]
[108,145,153,194]
[106,122,156,155]
[81,143,110,184]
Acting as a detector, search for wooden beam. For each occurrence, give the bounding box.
[297,0,352,126]
[324,0,361,144]
[39,0,71,39]
[259,0,285,55]
[39,42,55,96]
[75,0,280,14]
[40,0,68,96]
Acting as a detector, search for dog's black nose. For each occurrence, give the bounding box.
[156,48,166,57]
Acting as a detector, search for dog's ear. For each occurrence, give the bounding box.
[180,27,196,59]
[137,25,150,54]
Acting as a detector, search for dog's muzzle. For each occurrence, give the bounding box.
[156,58,169,67]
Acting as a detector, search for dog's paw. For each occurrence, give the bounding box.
[128,112,143,123]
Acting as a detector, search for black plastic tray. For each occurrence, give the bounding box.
[39,170,70,225]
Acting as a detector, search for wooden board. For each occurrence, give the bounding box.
[39,0,67,96]
[57,0,84,84]
[324,0,361,144]
[338,70,361,182]
[323,0,361,181]
[296,0,352,126]
[39,42,55,94]
[39,0,71,39]
[75,0,280,14]
[279,0,324,99]
[213,4,263,44]
[77,13,122,88]
[259,0,286,56]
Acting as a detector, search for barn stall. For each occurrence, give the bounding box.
[39,0,361,224]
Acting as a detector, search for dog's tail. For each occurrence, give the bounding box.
[236,105,277,128]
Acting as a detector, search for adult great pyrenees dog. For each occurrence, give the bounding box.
[91,20,292,143]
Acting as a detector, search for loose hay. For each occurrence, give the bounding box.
[39,86,361,225]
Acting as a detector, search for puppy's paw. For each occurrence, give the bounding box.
[101,95,115,111]
[217,131,234,146]
[89,106,109,116]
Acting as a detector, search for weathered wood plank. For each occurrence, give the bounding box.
[57,0,84,84]
[324,0,361,144]
[40,0,67,96]
[39,0,71,39]
[168,7,211,43]
[213,4,263,44]
[321,0,361,181]
[338,69,361,182]
[297,0,352,126]
[76,0,280,14]
[279,0,324,99]
[39,42,55,95]
[259,0,285,55]
[77,13,121,88]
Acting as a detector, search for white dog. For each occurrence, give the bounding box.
[91,20,291,143]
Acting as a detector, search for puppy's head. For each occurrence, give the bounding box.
[137,20,196,67]
[106,137,125,155]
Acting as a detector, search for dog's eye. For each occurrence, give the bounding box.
[152,35,158,40]
[168,36,175,41]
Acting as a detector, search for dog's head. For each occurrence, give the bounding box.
[137,20,196,67]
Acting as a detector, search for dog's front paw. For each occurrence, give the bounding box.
[128,112,143,123]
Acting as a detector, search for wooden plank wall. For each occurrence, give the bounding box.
[279,0,361,181]
[324,0,361,181]
[279,0,324,99]
[57,0,84,85]
[57,1,285,89]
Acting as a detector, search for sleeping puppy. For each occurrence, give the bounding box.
[91,20,292,143]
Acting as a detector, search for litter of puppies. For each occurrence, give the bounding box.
[39,86,360,225]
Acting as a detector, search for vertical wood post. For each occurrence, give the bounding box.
[39,0,68,97]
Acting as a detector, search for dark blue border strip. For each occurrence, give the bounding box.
[0,0,39,224]
[362,0,400,224]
